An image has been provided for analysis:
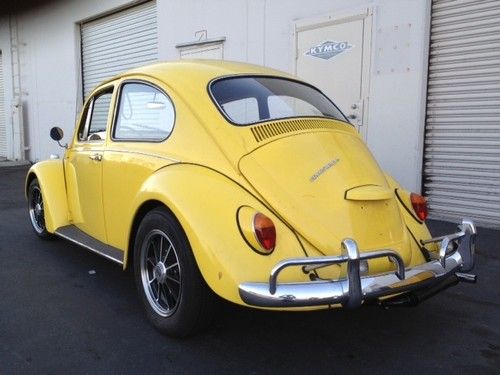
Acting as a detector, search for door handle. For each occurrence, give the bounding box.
[89,153,102,162]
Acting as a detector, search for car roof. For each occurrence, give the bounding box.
[100,59,296,88]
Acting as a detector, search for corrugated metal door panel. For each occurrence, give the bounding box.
[0,51,7,158]
[424,0,500,227]
[81,1,158,99]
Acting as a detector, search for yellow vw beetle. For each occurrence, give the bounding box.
[26,60,477,337]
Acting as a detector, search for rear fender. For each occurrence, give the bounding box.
[130,163,308,305]
[26,160,70,233]
[385,174,438,263]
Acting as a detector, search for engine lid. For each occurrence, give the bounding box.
[239,128,410,261]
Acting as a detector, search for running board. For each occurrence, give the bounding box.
[55,225,124,265]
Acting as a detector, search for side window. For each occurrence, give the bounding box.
[78,89,113,142]
[114,83,175,141]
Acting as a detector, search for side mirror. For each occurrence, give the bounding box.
[50,126,67,149]
[50,126,64,141]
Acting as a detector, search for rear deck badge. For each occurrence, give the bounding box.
[310,158,340,182]
[305,41,353,60]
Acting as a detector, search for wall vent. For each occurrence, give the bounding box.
[250,119,335,142]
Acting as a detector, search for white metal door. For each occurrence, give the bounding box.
[295,10,372,138]
[424,0,500,227]
[0,51,6,158]
[81,1,158,99]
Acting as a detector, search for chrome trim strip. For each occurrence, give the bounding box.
[104,149,180,163]
[239,219,476,308]
[55,226,124,266]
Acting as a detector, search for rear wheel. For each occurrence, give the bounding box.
[28,178,53,239]
[133,207,217,337]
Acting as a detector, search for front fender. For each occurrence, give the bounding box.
[26,160,69,233]
[131,164,308,305]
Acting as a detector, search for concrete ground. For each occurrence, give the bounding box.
[0,165,498,374]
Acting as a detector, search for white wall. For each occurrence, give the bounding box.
[157,0,431,192]
[6,0,431,192]
[367,0,431,192]
[7,0,129,161]
[0,17,15,159]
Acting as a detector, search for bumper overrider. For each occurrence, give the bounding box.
[239,219,477,308]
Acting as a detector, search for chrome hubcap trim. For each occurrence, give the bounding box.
[140,229,181,317]
[153,262,167,283]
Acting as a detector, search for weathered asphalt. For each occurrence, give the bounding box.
[0,165,499,374]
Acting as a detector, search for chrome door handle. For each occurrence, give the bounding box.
[89,153,102,161]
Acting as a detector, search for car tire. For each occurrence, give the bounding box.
[133,207,217,337]
[28,178,53,240]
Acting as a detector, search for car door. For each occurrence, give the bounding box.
[65,86,115,243]
[102,80,176,251]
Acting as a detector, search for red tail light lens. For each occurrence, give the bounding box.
[253,213,276,252]
[410,193,428,221]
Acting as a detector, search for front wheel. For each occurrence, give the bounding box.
[28,178,53,239]
[133,207,217,337]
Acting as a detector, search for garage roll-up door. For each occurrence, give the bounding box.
[0,51,7,158]
[81,1,158,99]
[424,0,500,227]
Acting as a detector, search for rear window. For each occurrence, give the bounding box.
[209,76,347,125]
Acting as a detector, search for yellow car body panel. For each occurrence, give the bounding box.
[27,60,464,313]
[99,74,238,254]
[26,160,69,233]
[65,142,108,242]
[385,174,438,263]
[131,163,309,305]
[239,125,410,261]
[63,81,118,243]
[101,145,173,253]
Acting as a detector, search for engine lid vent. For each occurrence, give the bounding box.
[250,119,337,142]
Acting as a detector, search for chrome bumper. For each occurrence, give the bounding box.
[239,219,476,308]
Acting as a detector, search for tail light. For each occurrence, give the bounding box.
[253,213,276,252]
[410,193,428,221]
[237,207,277,254]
